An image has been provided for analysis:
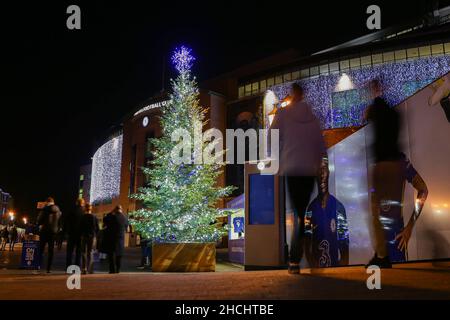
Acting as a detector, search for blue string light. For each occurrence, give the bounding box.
[271,56,450,129]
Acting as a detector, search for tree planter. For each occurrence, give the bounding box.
[152,242,216,272]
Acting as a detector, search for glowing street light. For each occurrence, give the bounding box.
[23,217,27,225]
[8,211,15,221]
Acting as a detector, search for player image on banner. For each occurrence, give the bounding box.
[233,216,244,238]
[304,158,349,268]
[376,153,428,262]
[428,73,450,123]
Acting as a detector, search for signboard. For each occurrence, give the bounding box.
[134,100,170,117]
[21,240,40,269]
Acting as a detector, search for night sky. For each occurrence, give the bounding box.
[0,0,441,219]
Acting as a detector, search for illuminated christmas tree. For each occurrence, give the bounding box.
[130,46,234,243]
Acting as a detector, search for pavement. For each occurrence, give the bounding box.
[1,242,450,299]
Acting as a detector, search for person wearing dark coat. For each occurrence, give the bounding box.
[9,226,18,251]
[0,226,8,251]
[37,197,62,273]
[103,205,128,273]
[80,203,99,274]
[64,198,84,268]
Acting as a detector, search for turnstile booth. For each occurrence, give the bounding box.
[244,160,287,270]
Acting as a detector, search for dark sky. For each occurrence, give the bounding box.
[0,0,440,219]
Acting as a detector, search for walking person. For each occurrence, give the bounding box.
[37,197,62,273]
[103,205,128,273]
[364,79,402,269]
[80,203,99,274]
[270,83,327,274]
[9,225,18,251]
[64,198,84,268]
[0,226,8,251]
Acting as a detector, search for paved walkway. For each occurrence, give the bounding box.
[1,261,449,299]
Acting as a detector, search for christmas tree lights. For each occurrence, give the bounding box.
[130,46,234,243]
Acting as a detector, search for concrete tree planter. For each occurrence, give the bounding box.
[152,242,216,272]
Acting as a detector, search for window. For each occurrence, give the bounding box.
[238,86,245,98]
[383,51,395,62]
[292,71,300,80]
[251,82,259,94]
[395,49,406,61]
[350,57,361,69]
[372,53,383,65]
[267,77,274,87]
[275,75,283,84]
[300,68,309,78]
[80,175,84,181]
[339,60,349,70]
[407,47,419,59]
[245,84,252,96]
[445,42,450,54]
[283,73,292,82]
[319,64,329,75]
[419,45,431,57]
[360,56,371,66]
[310,66,319,76]
[259,79,267,92]
[431,43,444,55]
[329,62,339,73]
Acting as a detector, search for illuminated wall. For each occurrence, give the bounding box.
[90,135,123,205]
[270,56,450,129]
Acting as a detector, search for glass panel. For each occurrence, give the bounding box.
[300,68,309,78]
[259,79,267,92]
[267,77,274,87]
[350,58,361,68]
[407,47,419,59]
[419,45,431,57]
[329,62,339,72]
[445,42,450,54]
[275,75,283,84]
[395,49,407,61]
[340,59,349,70]
[431,43,444,55]
[360,55,371,66]
[383,51,395,62]
[251,82,259,94]
[283,73,292,82]
[249,174,275,225]
[310,66,319,76]
[245,84,252,96]
[238,86,245,98]
[372,53,383,64]
[319,64,329,75]
[292,71,300,80]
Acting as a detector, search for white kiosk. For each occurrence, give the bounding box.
[244,160,287,270]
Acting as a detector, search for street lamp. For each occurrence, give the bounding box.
[8,211,15,221]
[23,217,27,225]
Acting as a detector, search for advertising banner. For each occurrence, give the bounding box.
[20,240,40,269]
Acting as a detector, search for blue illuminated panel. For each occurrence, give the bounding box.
[249,174,275,225]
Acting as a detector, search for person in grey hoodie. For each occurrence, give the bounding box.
[270,83,327,274]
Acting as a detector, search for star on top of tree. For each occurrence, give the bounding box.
[171,46,195,74]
